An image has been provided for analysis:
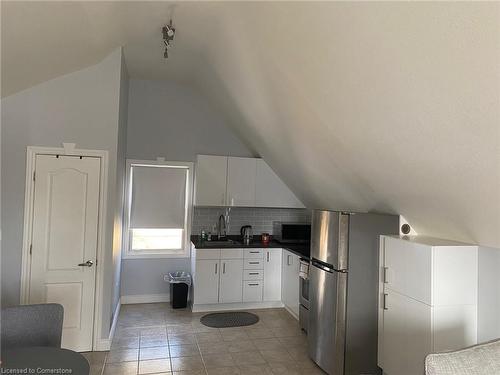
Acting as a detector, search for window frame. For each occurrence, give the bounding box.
[122,159,194,259]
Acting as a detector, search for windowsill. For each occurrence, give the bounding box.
[123,252,190,260]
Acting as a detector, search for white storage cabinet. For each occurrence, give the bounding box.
[378,236,480,375]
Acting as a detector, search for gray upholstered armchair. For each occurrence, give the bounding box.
[1,303,64,350]
[425,339,500,375]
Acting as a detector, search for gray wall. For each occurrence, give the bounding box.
[110,53,129,323]
[121,79,253,297]
[192,207,310,237]
[1,48,124,340]
[478,246,500,342]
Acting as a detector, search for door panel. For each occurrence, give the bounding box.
[29,154,100,352]
[263,249,282,301]
[219,259,243,303]
[226,157,256,206]
[384,236,432,305]
[195,155,227,206]
[311,210,349,270]
[194,260,220,304]
[308,264,347,375]
[382,290,432,375]
[255,160,304,208]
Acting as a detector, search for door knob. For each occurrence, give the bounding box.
[78,260,94,267]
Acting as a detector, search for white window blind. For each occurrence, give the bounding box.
[124,160,193,258]
[130,165,187,229]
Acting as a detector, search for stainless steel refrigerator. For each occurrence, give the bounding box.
[308,210,399,375]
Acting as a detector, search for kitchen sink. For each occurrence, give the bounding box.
[203,239,241,246]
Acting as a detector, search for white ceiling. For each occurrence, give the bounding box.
[2,1,499,247]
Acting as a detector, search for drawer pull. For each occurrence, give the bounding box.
[249,272,259,275]
[249,261,260,264]
[248,283,260,286]
[250,251,260,254]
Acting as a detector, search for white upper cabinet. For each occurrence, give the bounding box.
[195,155,227,206]
[226,157,257,207]
[255,160,304,208]
[195,155,304,208]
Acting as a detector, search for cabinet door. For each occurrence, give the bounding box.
[195,260,220,304]
[282,250,300,317]
[226,157,257,206]
[219,259,243,303]
[255,160,304,208]
[381,290,432,375]
[263,249,282,301]
[384,236,432,305]
[195,155,227,206]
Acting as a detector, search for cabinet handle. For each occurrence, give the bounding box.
[215,263,218,274]
[383,293,389,310]
[267,252,270,262]
[249,272,259,275]
[223,262,226,274]
[250,251,259,254]
[287,255,291,266]
[249,262,259,265]
[248,283,259,286]
[383,267,389,283]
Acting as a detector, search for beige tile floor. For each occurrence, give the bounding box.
[83,303,326,375]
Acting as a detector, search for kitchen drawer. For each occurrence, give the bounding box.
[195,248,221,260]
[244,249,264,259]
[244,259,264,270]
[244,269,263,280]
[243,281,263,302]
[221,249,244,259]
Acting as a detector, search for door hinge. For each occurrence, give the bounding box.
[29,244,33,255]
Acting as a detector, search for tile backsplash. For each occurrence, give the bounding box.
[192,207,311,236]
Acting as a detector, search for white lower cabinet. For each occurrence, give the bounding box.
[263,249,282,301]
[194,259,220,304]
[193,247,289,310]
[282,249,300,317]
[219,259,243,303]
[243,281,263,302]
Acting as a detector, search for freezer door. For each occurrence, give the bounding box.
[311,210,349,270]
[308,263,348,375]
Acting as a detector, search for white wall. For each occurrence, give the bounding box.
[121,79,252,298]
[1,48,125,343]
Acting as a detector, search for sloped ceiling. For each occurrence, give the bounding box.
[2,2,499,247]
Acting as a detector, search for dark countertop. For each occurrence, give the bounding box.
[191,235,310,260]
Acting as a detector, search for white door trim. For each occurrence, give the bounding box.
[20,146,109,352]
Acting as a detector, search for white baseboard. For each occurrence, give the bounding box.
[284,305,299,321]
[94,297,121,351]
[192,301,284,313]
[121,293,170,304]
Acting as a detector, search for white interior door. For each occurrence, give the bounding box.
[29,154,101,352]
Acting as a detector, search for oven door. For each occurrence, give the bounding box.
[299,259,310,309]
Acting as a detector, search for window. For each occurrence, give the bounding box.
[124,160,193,258]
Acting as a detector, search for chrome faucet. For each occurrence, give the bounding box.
[217,214,227,240]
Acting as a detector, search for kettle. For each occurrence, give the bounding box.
[240,225,253,245]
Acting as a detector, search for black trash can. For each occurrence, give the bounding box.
[167,272,191,309]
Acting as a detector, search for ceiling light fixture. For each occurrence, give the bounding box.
[162,19,175,59]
